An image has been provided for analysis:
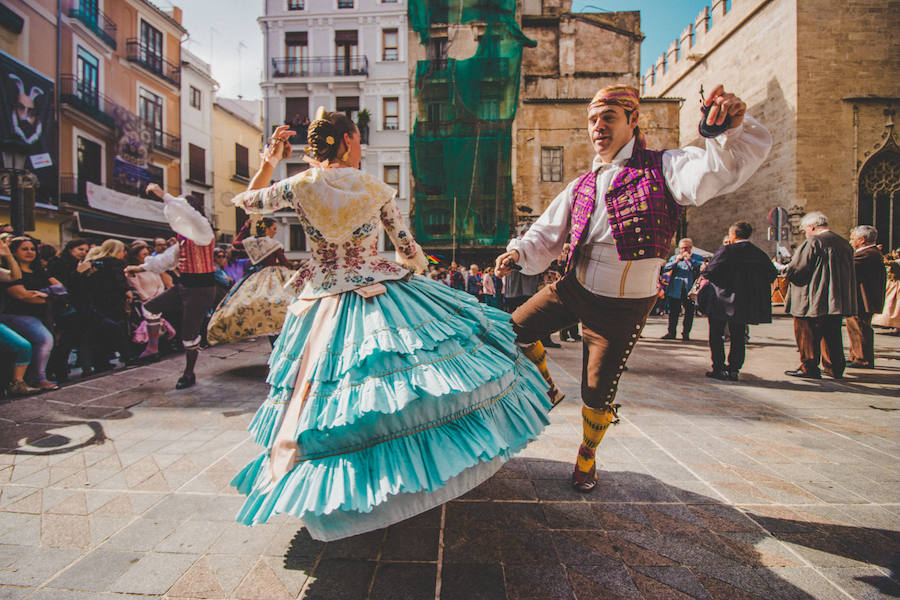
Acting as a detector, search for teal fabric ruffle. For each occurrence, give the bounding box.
[232,275,551,538]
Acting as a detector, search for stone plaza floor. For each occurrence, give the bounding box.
[0,314,897,599]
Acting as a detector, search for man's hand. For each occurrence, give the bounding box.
[495,249,520,276]
[145,183,164,199]
[703,84,746,130]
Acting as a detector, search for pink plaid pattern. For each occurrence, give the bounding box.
[566,137,682,270]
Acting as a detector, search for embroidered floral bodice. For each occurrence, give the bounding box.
[232,167,428,299]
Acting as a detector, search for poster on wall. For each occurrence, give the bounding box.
[110,105,153,194]
[0,51,57,206]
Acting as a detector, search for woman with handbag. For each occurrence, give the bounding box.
[228,114,552,542]
[1,237,61,390]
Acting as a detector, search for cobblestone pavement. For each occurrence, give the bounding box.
[0,315,897,599]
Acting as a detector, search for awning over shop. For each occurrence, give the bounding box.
[75,211,174,241]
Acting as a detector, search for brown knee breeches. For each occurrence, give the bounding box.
[511,274,656,409]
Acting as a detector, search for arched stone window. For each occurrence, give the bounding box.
[858,141,899,251]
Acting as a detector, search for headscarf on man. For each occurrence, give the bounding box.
[588,85,645,145]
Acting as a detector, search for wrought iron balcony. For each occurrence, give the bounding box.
[149,128,180,157]
[59,75,116,129]
[68,2,116,49]
[271,55,368,78]
[126,39,181,86]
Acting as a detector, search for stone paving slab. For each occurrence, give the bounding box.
[0,317,897,599]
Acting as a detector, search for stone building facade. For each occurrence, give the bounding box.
[643,0,900,253]
[514,2,681,233]
[258,0,411,258]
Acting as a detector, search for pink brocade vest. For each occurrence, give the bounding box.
[565,137,682,271]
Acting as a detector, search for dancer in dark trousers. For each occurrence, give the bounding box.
[126,184,216,389]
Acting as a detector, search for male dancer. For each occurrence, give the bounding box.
[126,183,216,389]
[496,84,772,491]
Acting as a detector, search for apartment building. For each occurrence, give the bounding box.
[0,1,64,243]
[181,47,217,227]
[211,97,262,242]
[258,0,410,258]
[57,0,185,241]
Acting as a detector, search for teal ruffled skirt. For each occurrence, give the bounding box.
[231,274,551,541]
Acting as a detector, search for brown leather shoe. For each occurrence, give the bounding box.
[571,464,597,492]
[548,386,566,408]
[785,368,821,379]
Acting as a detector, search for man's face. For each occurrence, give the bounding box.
[15,94,36,125]
[803,224,815,239]
[153,238,167,253]
[679,241,693,255]
[588,105,637,160]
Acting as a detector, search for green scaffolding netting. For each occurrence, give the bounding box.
[408,2,534,247]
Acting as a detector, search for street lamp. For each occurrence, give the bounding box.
[0,142,35,235]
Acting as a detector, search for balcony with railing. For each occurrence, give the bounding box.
[126,39,181,86]
[59,75,116,129]
[68,2,116,48]
[149,129,180,157]
[271,55,368,78]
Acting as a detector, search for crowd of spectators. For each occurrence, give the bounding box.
[0,228,241,397]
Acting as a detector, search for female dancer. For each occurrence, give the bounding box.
[206,216,295,345]
[229,109,552,541]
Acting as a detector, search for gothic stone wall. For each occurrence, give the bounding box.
[795,0,900,240]
[644,0,799,254]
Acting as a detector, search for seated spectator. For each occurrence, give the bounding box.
[0,238,39,396]
[1,237,61,390]
[127,241,166,303]
[127,240,176,359]
[46,239,91,381]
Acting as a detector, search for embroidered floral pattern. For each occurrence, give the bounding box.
[235,169,427,299]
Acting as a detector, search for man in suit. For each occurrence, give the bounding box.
[701,221,778,380]
[846,225,886,368]
[779,212,857,379]
[661,238,706,340]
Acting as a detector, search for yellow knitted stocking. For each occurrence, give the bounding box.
[575,404,616,474]
[521,341,566,405]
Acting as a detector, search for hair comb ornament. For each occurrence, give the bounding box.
[698,85,731,138]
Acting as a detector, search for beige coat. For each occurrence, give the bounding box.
[784,230,857,318]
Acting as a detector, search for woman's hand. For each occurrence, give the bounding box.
[263,125,297,167]
[0,238,11,259]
